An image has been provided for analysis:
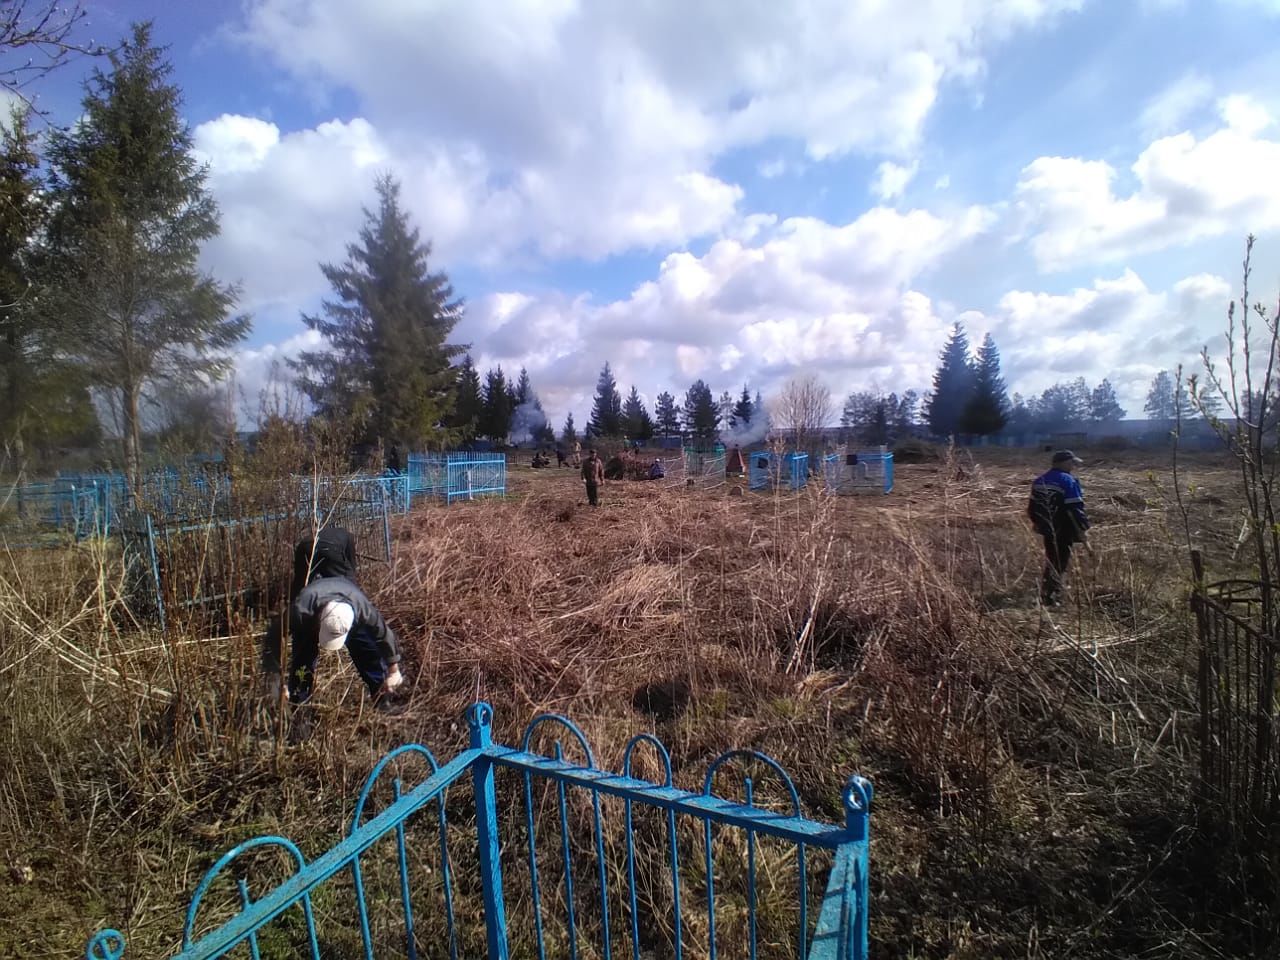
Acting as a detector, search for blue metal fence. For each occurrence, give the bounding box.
[300,472,412,515]
[85,703,873,959]
[748,452,810,491]
[0,481,103,545]
[408,452,507,504]
[120,487,392,631]
[823,452,895,495]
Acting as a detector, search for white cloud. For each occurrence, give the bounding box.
[1139,71,1213,139]
[934,174,951,190]
[224,0,1080,269]
[230,328,325,423]
[1013,95,1280,270]
[871,160,919,201]
[985,270,1230,414]
[455,202,994,424]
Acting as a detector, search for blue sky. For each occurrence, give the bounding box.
[35,0,1280,425]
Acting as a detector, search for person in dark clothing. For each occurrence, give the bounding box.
[284,576,404,705]
[387,443,403,474]
[263,527,359,685]
[555,447,567,467]
[1028,450,1092,606]
[582,448,604,507]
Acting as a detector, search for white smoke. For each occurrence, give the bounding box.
[510,399,549,443]
[721,412,771,448]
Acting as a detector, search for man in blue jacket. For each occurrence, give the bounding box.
[1028,450,1092,606]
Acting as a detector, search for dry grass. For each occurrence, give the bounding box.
[0,445,1272,958]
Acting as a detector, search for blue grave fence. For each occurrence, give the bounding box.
[748,451,810,491]
[86,702,873,960]
[823,452,895,496]
[0,480,103,546]
[408,452,507,504]
[120,485,391,631]
[300,472,412,515]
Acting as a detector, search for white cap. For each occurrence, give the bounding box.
[318,601,355,652]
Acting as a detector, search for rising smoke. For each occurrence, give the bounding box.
[510,399,549,443]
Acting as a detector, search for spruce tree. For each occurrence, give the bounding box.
[732,385,754,426]
[0,106,96,457]
[44,23,248,486]
[1089,379,1125,422]
[654,390,680,437]
[513,367,533,406]
[960,333,1008,437]
[924,323,974,438]
[452,355,483,442]
[588,362,623,437]
[480,367,513,441]
[622,386,654,442]
[293,174,464,449]
[1144,371,1176,420]
[561,412,578,446]
[682,379,720,440]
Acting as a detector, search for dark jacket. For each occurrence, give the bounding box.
[1028,468,1090,543]
[291,576,401,665]
[291,527,357,599]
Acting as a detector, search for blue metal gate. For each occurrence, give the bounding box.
[86,703,872,959]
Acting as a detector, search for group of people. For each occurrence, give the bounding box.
[258,448,1094,732]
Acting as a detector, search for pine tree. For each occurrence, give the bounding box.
[960,333,1008,436]
[1089,379,1126,422]
[513,367,533,406]
[682,379,720,440]
[452,355,483,442]
[480,367,513,442]
[893,390,919,435]
[654,390,680,437]
[44,23,248,486]
[293,174,463,449]
[1196,385,1222,420]
[923,323,974,438]
[1144,371,1181,420]
[718,389,735,428]
[561,412,578,446]
[732,385,754,426]
[588,362,623,437]
[622,386,654,443]
[0,105,97,458]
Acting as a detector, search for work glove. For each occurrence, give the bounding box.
[380,665,404,695]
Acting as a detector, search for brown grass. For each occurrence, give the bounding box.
[0,445,1271,958]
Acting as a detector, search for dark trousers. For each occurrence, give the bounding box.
[285,623,388,704]
[585,482,599,507]
[1042,535,1074,601]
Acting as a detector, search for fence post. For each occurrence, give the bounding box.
[468,702,510,960]
[1190,550,1210,785]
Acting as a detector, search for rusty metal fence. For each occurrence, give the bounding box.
[1190,552,1279,843]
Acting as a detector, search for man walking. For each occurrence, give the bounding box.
[1028,450,1092,607]
[582,448,605,507]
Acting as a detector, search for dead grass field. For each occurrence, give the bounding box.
[0,445,1271,958]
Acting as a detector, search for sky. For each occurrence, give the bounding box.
[25,0,1280,428]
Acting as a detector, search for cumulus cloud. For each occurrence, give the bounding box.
[453,202,994,424]
[215,0,1079,277]
[229,328,326,424]
[984,270,1231,413]
[1013,94,1280,270]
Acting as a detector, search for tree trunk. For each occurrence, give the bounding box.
[123,382,142,495]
